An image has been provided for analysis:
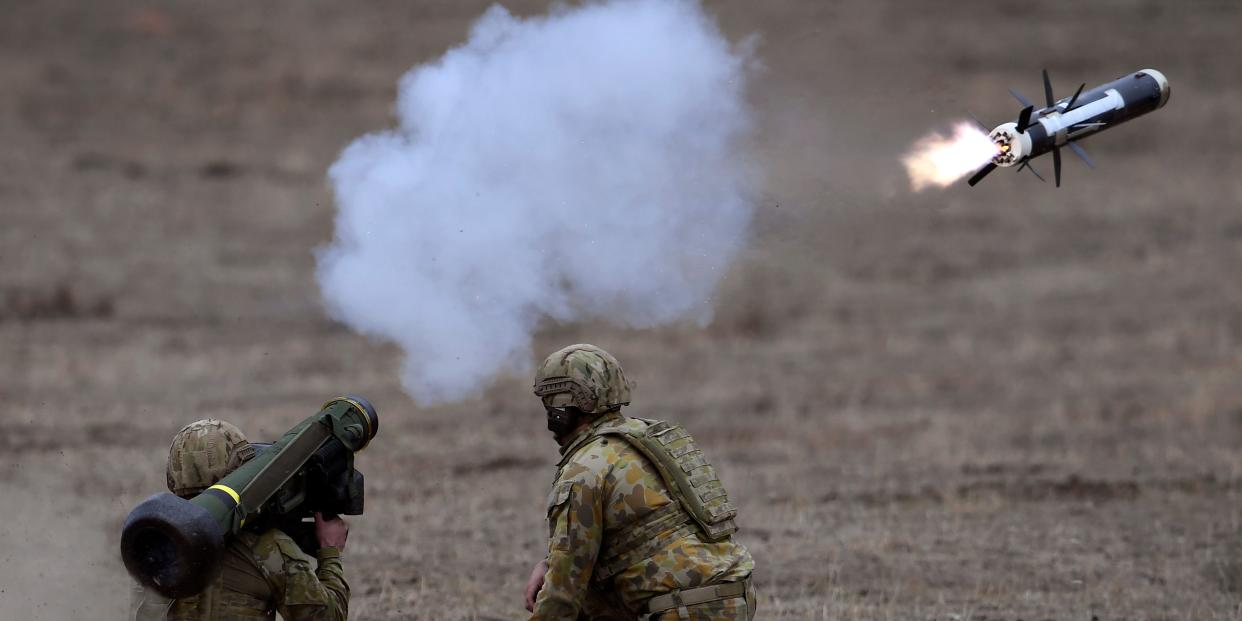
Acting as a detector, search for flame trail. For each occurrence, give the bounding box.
[902,122,999,191]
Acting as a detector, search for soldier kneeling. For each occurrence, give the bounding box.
[524,344,756,621]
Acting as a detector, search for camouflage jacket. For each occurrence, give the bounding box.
[530,412,754,620]
[130,528,349,621]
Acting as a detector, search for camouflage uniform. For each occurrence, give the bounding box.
[131,419,350,621]
[131,531,349,621]
[530,345,756,621]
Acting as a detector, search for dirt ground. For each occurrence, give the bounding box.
[3,1,1242,619]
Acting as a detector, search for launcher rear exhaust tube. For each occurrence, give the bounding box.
[120,395,379,598]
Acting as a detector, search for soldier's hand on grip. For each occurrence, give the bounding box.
[315,512,350,552]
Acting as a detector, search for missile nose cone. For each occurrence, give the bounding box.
[321,394,380,450]
[1139,68,1170,108]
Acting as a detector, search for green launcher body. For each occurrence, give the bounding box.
[120,395,379,599]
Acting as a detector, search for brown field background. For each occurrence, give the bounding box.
[3,1,1241,619]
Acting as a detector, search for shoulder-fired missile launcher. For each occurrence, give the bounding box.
[120,395,379,599]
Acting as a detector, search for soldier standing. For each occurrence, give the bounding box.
[524,344,756,620]
[130,419,352,621]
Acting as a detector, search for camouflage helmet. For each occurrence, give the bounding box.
[165,419,256,498]
[533,344,632,415]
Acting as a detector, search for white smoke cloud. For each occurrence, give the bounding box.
[317,0,758,403]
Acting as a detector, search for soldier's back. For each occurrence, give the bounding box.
[557,416,755,616]
[165,530,280,621]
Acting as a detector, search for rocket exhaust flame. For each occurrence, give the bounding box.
[902,122,1000,191]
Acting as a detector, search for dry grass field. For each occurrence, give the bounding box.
[3,1,1242,619]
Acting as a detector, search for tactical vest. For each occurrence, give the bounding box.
[581,417,739,580]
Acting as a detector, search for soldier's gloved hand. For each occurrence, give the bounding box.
[315,512,350,552]
[524,559,548,612]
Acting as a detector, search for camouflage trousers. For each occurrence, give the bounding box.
[579,581,757,621]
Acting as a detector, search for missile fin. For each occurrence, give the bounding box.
[1042,69,1055,108]
[1068,141,1095,169]
[1008,88,1035,108]
[1017,160,1046,183]
[1065,82,1086,110]
[968,112,990,133]
[1016,106,1034,133]
[967,163,997,187]
[1052,146,1063,187]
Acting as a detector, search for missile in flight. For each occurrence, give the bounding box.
[968,68,1170,187]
